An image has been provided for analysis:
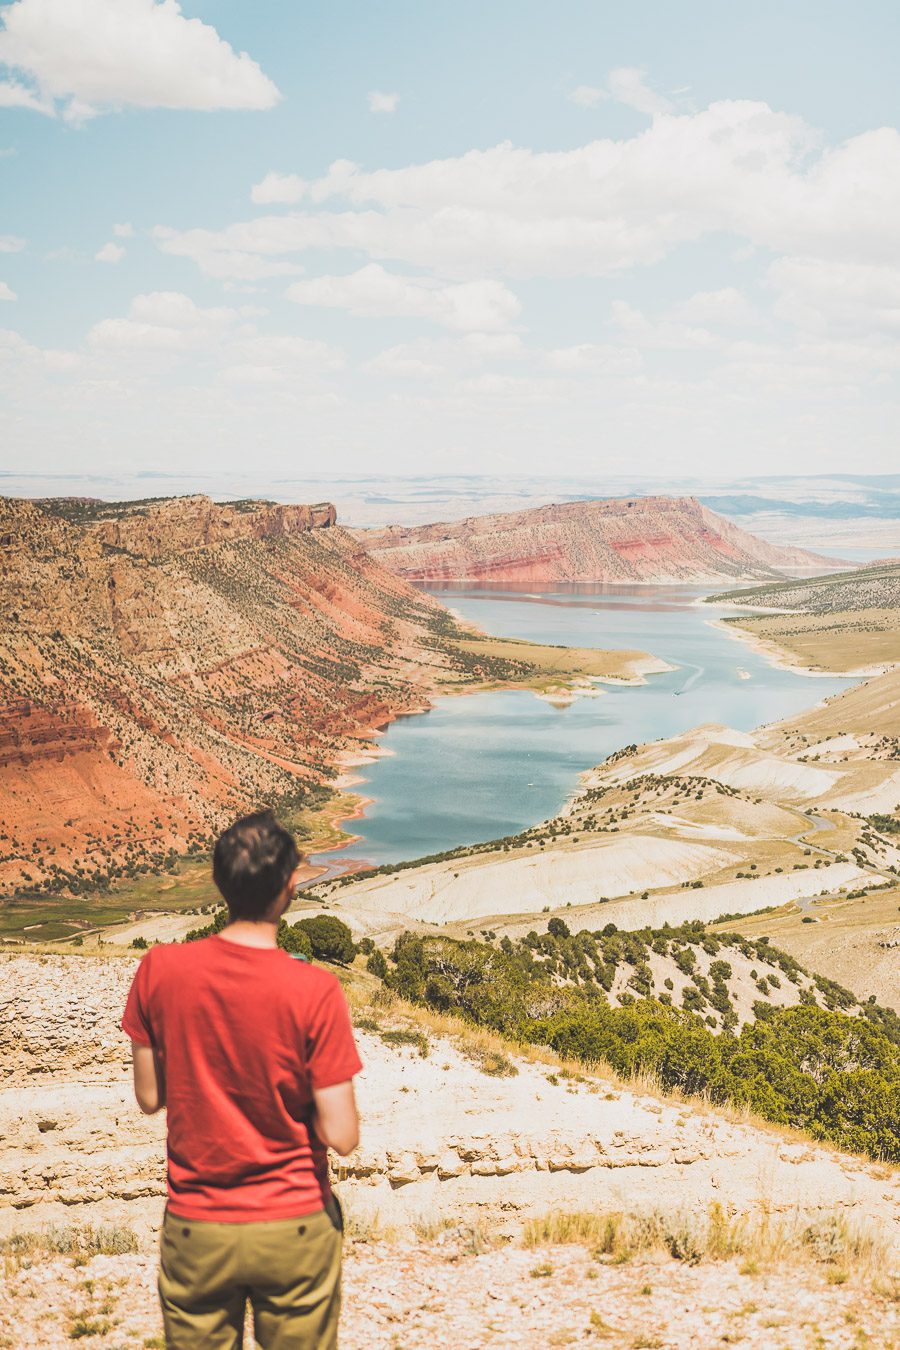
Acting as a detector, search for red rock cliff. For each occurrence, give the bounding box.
[89,496,336,558]
[358,496,837,584]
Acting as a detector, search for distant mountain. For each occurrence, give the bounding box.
[0,495,455,897]
[358,496,839,584]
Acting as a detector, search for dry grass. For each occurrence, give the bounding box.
[717,884,900,1015]
[520,1203,891,1280]
[729,610,900,674]
[453,635,655,682]
[0,1224,139,1275]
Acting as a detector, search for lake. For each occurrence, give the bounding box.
[308,585,859,874]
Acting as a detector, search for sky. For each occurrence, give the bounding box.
[2,0,900,488]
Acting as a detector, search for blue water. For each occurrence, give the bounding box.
[309,585,859,872]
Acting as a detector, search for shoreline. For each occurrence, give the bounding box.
[304,596,893,888]
[302,650,675,877]
[708,615,899,680]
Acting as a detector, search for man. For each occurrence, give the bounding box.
[122,810,362,1350]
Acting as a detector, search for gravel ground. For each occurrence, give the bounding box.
[0,1239,896,1349]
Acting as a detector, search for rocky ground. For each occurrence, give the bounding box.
[1,1235,897,1349]
[1,952,898,1346]
[3,953,898,1241]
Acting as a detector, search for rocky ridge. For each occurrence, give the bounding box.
[358,495,838,584]
[0,495,455,897]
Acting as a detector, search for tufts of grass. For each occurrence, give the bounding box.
[521,1203,888,1277]
[376,1027,430,1058]
[68,1315,113,1340]
[465,1047,519,1078]
[1,1224,139,1273]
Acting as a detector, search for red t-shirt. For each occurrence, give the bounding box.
[121,935,362,1222]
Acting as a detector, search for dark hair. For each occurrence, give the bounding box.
[212,811,301,920]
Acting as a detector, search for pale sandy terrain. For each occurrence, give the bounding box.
[2,1239,897,1349]
[325,841,873,933]
[2,954,897,1244]
[1,952,898,1349]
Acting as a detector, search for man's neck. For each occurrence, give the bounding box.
[217,919,280,949]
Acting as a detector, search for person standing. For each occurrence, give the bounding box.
[122,811,362,1349]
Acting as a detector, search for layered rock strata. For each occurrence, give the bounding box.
[0,496,450,895]
[359,496,837,584]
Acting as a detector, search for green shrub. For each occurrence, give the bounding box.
[368,928,900,1161]
[277,920,313,958]
[366,949,388,979]
[295,914,357,965]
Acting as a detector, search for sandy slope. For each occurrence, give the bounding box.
[2,954,897,1249]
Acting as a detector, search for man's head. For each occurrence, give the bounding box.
[212,811,301,922]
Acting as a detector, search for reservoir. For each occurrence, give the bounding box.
[309,585,859,873]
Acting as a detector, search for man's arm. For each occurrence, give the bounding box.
[131,1042,166,1115]
[311,1080,359,1155]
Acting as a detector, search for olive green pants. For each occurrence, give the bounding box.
[158,1199,343,1349]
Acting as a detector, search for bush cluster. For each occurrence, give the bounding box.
[182,908,356,964]
[375,926,900,1161]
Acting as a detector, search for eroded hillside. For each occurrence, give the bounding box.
[358,496,837,584]
[319,670,900,1011]
[0,496,463,899]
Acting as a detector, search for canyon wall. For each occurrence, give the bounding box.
[359,496,837,584]
[0,496,451,897]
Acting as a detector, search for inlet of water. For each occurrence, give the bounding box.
[308,584,859,874]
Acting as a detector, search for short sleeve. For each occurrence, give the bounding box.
[121,952,155,1046]
[306,978,363,1090]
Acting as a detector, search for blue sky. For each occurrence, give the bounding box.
[2,0,900,486]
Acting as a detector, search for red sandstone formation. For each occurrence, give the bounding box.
[89,496,336,558]
[0,495,449,897]
[358,496,838,584]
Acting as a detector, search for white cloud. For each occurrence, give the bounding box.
[770,256,900,337]
[84,292,345,388]
[368,90,399,114]
[546,342,642,373]
[461,333,525,359]
[286,263,520,331]
[153,225,306,280]
[607,67,673,118]
[113,222,134,238]
[0,282,16,301]
[88,291,239,350]
[0,0,280,121]
[95,241,126,264]
[610,299,719,350]
[0,326,37,358]
[251,172,307,205]
[366,344,443,379]
[0,76,52,113]
[568,85,605,108]
[219,333,344,384]
[129,292,237,327]
[669,287,760,326]
[0,235,26,253]
[158,99,837,282]
[569,67,672,117]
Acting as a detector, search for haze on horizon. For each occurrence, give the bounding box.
[2,0,900,482]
